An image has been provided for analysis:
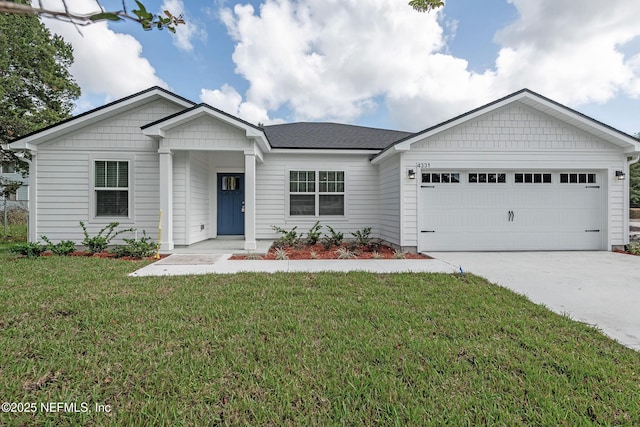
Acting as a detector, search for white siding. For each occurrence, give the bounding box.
[377,155,401,245]
[172,151,188,245]
[401,102,628,249]
[255,153,379,239]
[189,152,210,243]
[33,99,183,244]
[163,116,252,150]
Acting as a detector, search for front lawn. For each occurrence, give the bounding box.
[1,253,638,425]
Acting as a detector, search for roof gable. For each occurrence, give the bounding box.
[141,103,270,153]
[10,86,194,150]
[372,89,640,163]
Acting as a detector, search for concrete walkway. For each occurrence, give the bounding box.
[129,254,456,276]
[429,251,640,351]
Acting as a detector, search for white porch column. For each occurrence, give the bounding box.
[159,148,174,251]
[244,152,257,250]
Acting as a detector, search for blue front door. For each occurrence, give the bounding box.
[217,173,245,235]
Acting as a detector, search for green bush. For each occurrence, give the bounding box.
[321,225,343,249]
[627,242,640,255]
[41,236,76,256]
[10,242,46,258]
[351,227,372,246]
[80,221,134,254]
[111,231,159,259]
[271,225,299,246]
[306,221,322,245]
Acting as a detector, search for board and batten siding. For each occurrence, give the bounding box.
[376,155,401,246]
[255,153,379,239]
[189,152,210,244]
[33,99,184,244]
[172,151,188,245]
[401,102,628,248]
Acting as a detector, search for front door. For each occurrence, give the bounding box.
[217,173,245,235]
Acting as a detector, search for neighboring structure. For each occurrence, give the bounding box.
[0,163,29,210]
[9,87,640,252]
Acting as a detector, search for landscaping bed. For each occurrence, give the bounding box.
[231,242,430,260]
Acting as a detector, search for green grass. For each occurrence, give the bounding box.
[0,223,27,250]
[1,254,639,426]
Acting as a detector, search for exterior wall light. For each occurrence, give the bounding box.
[615,170,626,180]
[408,169,416,179]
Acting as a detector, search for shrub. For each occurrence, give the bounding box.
[351,227,372,246]
[245,252,262,260]
[627,242,640,255]
[335,247,356,259]
[80,221,134,254]
[271,225,299,246]
[10,242,46,258]
[371,251,383,259]
[306,221,322,245]
[393,249,407,259]
[111,231,159,259]
[321,225,343,249]
[41,236,76,256]
[274,248,289,260]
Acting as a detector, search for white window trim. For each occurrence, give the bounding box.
[89,153,135,223]
[286,168,348,219]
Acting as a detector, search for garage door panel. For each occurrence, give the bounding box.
[419,171,603,251]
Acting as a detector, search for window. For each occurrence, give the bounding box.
[514,173,551,184]
[0,164,16,173]
[560,173,596,184]
[422,173,460,183]
[290,170,344,216]
[95,160,129,217]
[468,173,506,184]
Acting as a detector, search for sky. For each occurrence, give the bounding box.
[38,0,640,134]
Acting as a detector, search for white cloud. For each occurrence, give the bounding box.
[42,17,167,105]
[160,0,206,52]
[213,0,640,131]
[200,85,276,125]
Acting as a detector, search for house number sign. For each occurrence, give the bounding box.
[416,162,431,168]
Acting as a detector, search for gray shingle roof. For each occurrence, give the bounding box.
[263,122,413,150]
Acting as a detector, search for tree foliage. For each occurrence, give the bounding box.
[408,0,445,13]
[0,0,81,191]
[0,0,184,32]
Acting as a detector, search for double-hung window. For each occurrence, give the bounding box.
[289,170,345,216]
[94,160,129,217]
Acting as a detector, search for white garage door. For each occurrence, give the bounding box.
[418,171,604,251]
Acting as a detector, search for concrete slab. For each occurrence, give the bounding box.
[428,251,640,351]
[155,254,224,265]
[129,257,455,277]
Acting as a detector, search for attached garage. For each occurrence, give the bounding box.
[418,170,604,251]
[371,89,640,253]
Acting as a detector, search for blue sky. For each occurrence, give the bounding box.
[42,0,640,134]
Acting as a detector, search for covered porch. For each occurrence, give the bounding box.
[167,237,274,255]
[141,104,271,252]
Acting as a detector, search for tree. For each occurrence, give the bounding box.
[0,0,81,188]
[409,0,445,13]
[0,0,184,32]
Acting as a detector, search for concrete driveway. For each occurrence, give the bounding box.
[428,251,640,351]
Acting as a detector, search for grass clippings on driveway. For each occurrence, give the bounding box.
[0,253,639,426]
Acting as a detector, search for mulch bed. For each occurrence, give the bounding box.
[42,251,167,261]
[230,243,430,260]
